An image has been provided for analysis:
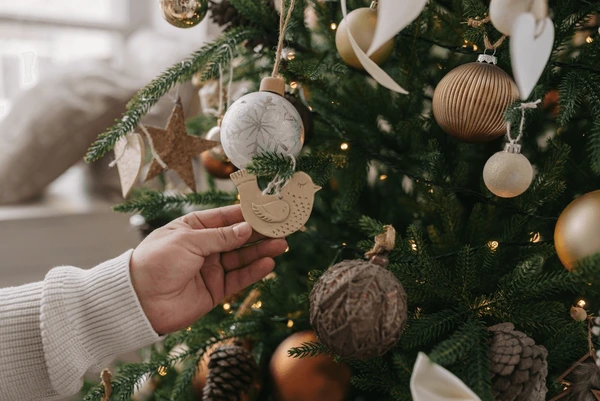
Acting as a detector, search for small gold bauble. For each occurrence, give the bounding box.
[201,151,238,179]
[570,306,588,322]
[483,149,533,198]
[433,59,519,142]
[555,190,600,271]
[159,0,209,28]
[270,331,351,401]
[335,8,395,70]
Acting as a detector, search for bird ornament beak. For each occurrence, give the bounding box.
[313,185,322,192]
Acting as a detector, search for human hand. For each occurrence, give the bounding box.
[130,205,288,334]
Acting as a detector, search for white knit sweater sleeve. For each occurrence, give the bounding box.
[0,250,161,401]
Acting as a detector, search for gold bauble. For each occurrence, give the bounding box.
[201,151,238,179]
[483,149,533,198]
[335,8,395,70]
[159,0,209,28]
[270,331,352,401]
[555,190,600,271]
[433,59,519,142]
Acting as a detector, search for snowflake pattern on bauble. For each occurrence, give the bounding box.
[220,91,304,169]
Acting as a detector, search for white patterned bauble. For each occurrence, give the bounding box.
[220,90,304,169]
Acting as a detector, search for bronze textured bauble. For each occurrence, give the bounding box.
[483,150,533,198]
[555,190,600,271]
[201,151,238,179]
[310,259,407,359]
[159,0,209,28]
[270,331,351,401]
[335,8,395,70]
[433,60,519,142]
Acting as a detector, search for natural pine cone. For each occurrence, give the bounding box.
[489,323,548,401]
[202,345,257,401]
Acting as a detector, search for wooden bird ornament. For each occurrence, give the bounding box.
[231,169,321,238]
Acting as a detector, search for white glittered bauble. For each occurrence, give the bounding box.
[220,91,304,169]
[489,0,548,36]
[483,150,534,198]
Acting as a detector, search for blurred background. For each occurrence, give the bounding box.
[0,0,222,287]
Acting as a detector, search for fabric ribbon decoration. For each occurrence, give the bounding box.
[340,0,428,94]
[410,353,482,401]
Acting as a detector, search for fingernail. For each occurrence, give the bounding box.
[233,222,252,237]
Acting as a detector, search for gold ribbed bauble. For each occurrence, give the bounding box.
[160,0,209,28]
[270,331,351,401]
[433,56,519,142]
[555,190,600,271]
[483,145,533,198]
[335,8,395,70]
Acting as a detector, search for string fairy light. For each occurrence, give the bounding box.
[340,143,349,150]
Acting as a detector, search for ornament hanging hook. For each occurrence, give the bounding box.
[505,99,541,150]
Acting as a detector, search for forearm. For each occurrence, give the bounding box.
[0,250,160,401]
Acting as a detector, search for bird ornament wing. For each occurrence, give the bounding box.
[410,353,481,401]
[252,200,290,223]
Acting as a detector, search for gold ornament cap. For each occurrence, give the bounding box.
[555,190,600,271]
[260,77,285,96]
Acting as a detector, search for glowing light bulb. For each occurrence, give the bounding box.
[158,366,168,376]
[252,301,262,309]
[488,241,499,251]
[379,174,388,181]
[290,81,298,89]
[530,232,541,243]
[285,246,290,253]
[577,299,586,308]
[340,143,349,150]
[586,36,594,44]
[409,240,418,252]
[223,303,231,311]
[287,320,294,328]
[186,326,192,332]
[330,22,337,30]
[287,51,296,60]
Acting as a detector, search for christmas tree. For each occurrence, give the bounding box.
[83,0,600,400]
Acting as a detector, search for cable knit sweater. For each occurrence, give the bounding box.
[0,250,161,401]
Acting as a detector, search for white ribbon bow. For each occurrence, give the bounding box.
[410,353,482,401]
[339,0,428,94]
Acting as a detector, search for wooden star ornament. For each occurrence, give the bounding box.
[144,98,218,191]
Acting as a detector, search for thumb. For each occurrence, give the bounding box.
[192,222,253,255]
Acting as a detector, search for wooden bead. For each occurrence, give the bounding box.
[260,77,285,96]
[433,62,519,143]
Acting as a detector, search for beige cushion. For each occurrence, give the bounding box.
[0,63,137,204]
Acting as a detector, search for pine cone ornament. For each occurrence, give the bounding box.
[202,345,257,401]
[489,323,548,401]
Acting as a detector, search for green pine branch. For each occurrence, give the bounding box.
[114,189,237,219]
[84,27,260,162]
[287,341,329,358]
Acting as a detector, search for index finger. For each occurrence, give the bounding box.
[180,205,266,244]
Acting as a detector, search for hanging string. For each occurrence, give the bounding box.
[506,100,542,144]
[483,33,507,51]
[202,44,235,119]
[262,155,297,197]
[224,44,234,110]
[140,125,168,169]
[100,369,112,401]
[109,136,130,168]
[217,63,224,118]
[272,0,296,78]
[467,15,491,28]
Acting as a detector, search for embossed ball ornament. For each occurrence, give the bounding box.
[310,227,408,360]
[220,77,305,169]
[159,0,209,28]
[433,54,519,143]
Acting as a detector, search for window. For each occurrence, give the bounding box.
[0,0,145,119]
